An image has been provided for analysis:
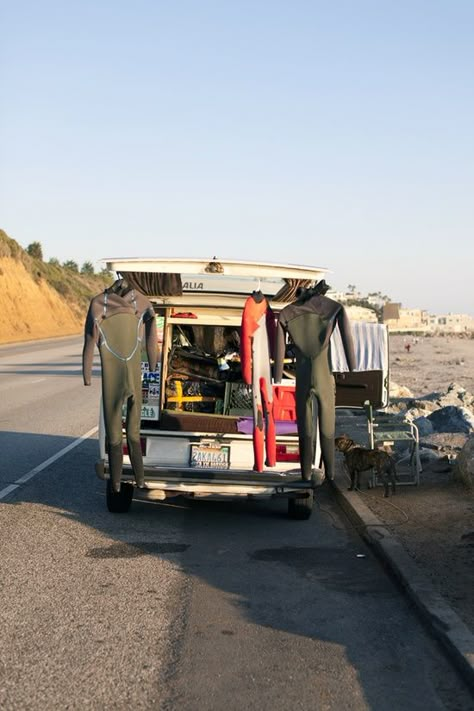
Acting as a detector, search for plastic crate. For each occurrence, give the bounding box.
[273,384,296,421]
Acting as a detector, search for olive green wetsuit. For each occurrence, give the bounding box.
[274,293,356,481]
[82,282,158,492]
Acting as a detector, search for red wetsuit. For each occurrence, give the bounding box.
[240,292,276,472]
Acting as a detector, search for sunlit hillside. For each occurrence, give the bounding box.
[0,229,112,344]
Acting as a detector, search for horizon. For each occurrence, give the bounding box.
[1,2,473,317]
[3,231,470,318]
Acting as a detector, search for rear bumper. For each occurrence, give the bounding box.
[95,459,323,495]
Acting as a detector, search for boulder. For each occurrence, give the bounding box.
[384,402,408,416]
[405,399,438,413]
[452,436,474,489]
[427,406,474,434]
[389,381,414,399]
[420,432,468,451]
[405,407,429,421]
[419,447,442,465]
[418,389,444,403]
[446,381,465,394]
[437,382,474,410]
[412,416,434,437]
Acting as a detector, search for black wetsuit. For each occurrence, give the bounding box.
[82,282,158,492]
[274,293,356,481]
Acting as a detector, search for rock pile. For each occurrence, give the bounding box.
[453,437,474,489]
[388,381,474,488]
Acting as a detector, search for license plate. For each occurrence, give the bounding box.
[190,443,230,469]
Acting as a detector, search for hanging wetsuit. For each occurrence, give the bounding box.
[82,280,158,492]
[240,292,276,472]
[274,291,356,481]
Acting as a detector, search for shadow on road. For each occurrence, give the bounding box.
[1,431,470,710]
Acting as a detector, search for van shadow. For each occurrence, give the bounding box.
[2,432,467,708]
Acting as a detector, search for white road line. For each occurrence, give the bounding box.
[0,484,20,500]
[12,426,99,487]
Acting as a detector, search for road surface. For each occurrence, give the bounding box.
[0,337,472,709]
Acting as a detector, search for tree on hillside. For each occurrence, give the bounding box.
[63,260,79,272]
[81,261,95,275]
[346,295,384,323]
[27,242,43,260]
[48,257,60,266]
[368,290,391,304]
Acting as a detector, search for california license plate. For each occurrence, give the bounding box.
[190,443,230,469]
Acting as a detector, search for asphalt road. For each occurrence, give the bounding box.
[0,337,472,710]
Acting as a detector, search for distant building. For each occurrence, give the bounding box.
[332,291,474,333]
[328,290,346,303]
[428,313,474,334]
[329,289,364,303]
[383,303,474,334]
[382,303,429,332]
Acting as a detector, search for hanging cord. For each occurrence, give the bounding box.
[336,465,410,528]
[316,499,347,531]
[356,490,410,527]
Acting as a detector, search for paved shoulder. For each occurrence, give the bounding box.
[330,474,474,692]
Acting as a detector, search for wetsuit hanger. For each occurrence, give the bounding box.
[103,278,137,316]
[295,285,313,303]
[314,279,330,295]
[295,280,331,303]
[106,277,132,296]
[252,278,264,302]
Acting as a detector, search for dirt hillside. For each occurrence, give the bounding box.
[0,257,87,343]
[0,229,113,344]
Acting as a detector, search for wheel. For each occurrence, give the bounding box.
[288,491,314,520]
[106,480,134,513]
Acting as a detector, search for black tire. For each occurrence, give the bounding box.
[106,480,134,513]
[288,491,314,520]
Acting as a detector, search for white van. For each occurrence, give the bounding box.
[95,257,389,520]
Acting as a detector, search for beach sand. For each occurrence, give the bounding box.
[389,333,474,397]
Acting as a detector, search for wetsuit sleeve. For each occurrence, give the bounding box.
[144,308,158,371]
[337,306,357,371]
[266,304,276,358]
[273,319,287,384]
[82,304,97,386]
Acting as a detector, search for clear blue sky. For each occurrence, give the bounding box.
[1,1,473,316]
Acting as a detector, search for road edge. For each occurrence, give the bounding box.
[330,474,474,693]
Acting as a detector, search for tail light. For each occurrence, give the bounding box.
[276,444,300,462]
[122,438,147,456]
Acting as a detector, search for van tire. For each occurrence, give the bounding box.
[106,480,134,513]
[288,492,313,520]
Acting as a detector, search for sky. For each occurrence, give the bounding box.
[1,1,473,316]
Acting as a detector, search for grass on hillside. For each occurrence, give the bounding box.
[0,229,113,315]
